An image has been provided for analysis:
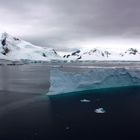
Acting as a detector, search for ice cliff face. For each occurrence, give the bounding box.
[0,32,60,61]
[47,68,140,95]
[63,48,140,61]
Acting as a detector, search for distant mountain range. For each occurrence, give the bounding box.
[0,32,140,62]
[63,47,140,61]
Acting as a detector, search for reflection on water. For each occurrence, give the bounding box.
[0,66,9,91]
[48,86,140,140]
[0,64,140,140]
[0,64,50,117]
[0,85,140,140]
[0,65,50,93]
[0,64,52,139]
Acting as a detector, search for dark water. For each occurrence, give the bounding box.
[0,65,140,140]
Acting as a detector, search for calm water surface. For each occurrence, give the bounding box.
[0,64,140,140]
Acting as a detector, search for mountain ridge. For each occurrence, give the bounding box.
[0,32,60,61]
[0,32,140,62]
[63,47,140,61]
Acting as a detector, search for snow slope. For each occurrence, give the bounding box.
[0,32,60,61]
[63,47,140,61]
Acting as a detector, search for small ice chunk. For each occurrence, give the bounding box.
[80,99,91,103]
[95,108,106,114]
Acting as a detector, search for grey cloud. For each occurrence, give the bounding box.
[0,0,140,50]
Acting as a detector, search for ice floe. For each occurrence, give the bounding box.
[80,99,91,103]
[94,108,106,114]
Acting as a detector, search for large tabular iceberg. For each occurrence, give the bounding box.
[47,68,140,95]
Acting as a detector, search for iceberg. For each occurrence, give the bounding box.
[47,68,140,95]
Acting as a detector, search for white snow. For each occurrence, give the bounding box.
[94,108,106,114]
[47,68,140,95]
[0,32,140,62]
[0,32,61,61]
[63,47,140,61]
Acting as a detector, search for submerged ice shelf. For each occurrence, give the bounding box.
[47,68,140,95]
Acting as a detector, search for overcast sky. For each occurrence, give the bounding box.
[0,0,140,51]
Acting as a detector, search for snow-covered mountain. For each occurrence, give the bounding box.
[0,32,140,62]
[63,47,140,61]
[0,32,60,61]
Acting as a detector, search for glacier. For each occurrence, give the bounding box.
[47,68,140,95]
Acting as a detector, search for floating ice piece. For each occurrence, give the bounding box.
[80,99,91,103]
[95,108,106,114]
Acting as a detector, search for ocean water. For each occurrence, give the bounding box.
[0,64,140,140]
[48,86,140,140]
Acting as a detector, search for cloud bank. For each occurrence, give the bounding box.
[0,0,140,51]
